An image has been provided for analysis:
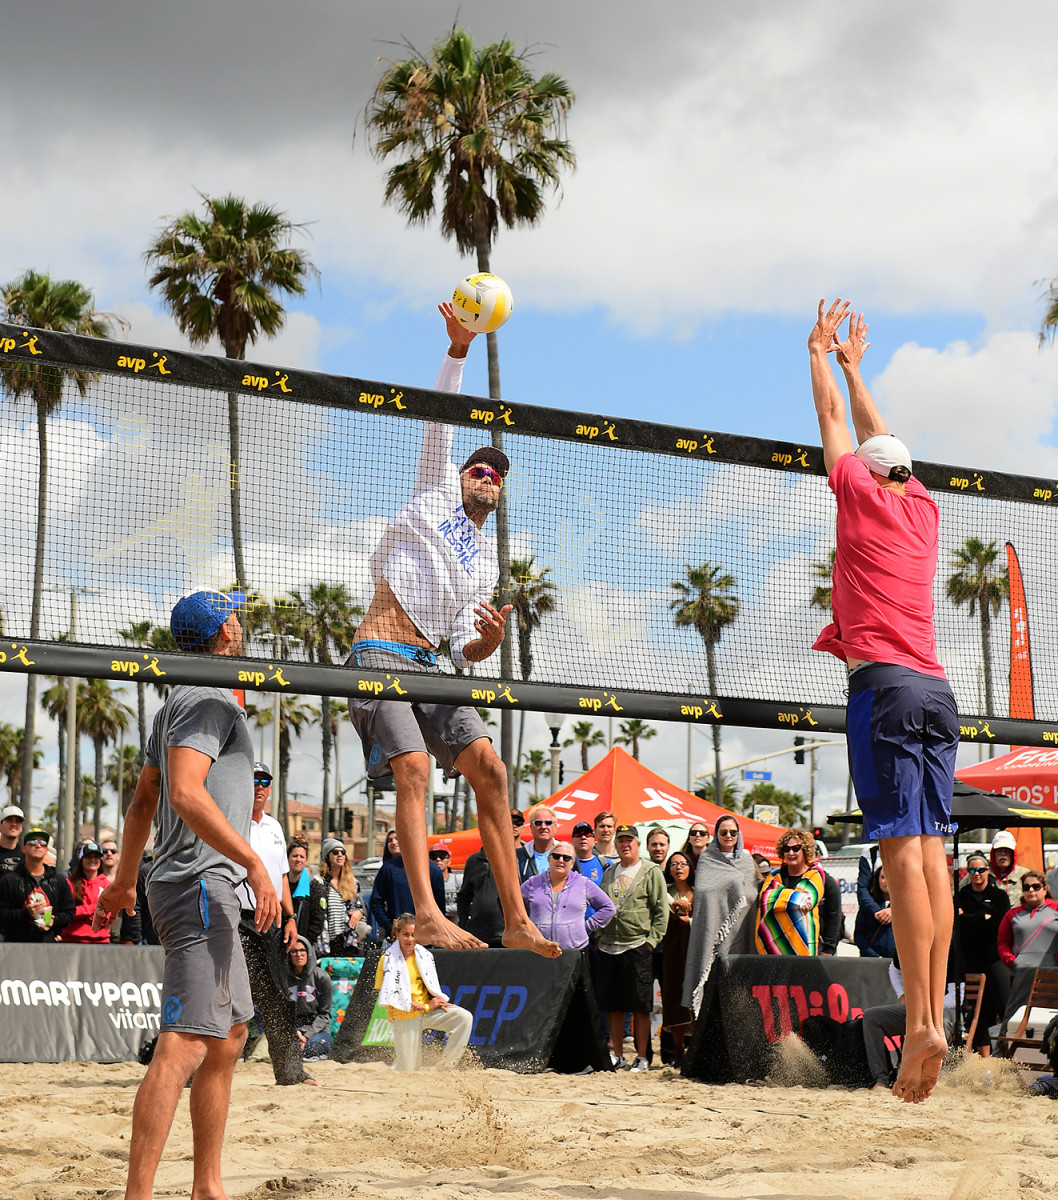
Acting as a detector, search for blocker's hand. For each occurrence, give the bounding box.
[472,602,512,653]
[808,297,851,355]
[834,309,870,370]
[439,301,476,350]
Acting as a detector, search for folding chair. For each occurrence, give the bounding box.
[995,967,1058,1070]
[960,973,986,1051]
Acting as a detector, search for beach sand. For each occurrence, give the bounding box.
[4,1049,1056,1200]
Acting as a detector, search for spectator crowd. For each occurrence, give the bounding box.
[5,794,1058,1080]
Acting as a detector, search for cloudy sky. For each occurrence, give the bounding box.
[3,1,1058,825]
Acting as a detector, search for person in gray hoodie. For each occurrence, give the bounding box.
[285,935,334,1061]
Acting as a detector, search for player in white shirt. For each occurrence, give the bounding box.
[236,763,318,1085]
[347,303,558,958]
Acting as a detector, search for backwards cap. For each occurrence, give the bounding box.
[170,590,247,650]
[855,434,913,480]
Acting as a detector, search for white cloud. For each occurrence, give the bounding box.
[871,331,1058,475]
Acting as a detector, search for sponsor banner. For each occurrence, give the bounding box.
[683,954,895,1084]
[4,321,1058,502]
[0,944,164,1063]
[331,947,611,1074]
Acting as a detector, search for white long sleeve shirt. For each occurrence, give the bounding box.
[368,353,499,669]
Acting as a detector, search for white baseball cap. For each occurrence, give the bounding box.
[855,434,913,479]
[1,805,24,821]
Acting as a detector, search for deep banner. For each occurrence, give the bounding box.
[0,944,164,1063]
[684,954,895,1084]
[331,947,611,1073]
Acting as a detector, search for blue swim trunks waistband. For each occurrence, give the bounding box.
[351,639,436,666]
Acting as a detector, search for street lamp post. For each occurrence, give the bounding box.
[544,713,564,795]
[45,585,102,863]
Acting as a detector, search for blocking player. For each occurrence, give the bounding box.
[346,302,559,958]
[809,298,959,1104]
[95,590,280,1199]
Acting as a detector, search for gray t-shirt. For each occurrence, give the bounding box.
[145,685,254,887]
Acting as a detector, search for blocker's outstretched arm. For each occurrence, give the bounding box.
[834,309,887,445]
[808,298,855,474]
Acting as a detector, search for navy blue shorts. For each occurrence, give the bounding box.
[846,663,959,840]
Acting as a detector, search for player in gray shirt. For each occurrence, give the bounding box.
[96,589,279,1200]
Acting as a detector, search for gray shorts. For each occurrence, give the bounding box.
[148,873,253,1038]
[346,644,491,777]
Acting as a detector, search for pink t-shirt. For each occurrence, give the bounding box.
[812,453,946,678]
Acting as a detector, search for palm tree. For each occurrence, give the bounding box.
[1,270,126,816]
[671,563,740,817]
[40,677,91,843]
[144,194,318,592]
[106,743,140,822]
[503,556,557,800]
[694,772,742,811]
[738,781,808,827]
[518,748,549,800]
[0,724,40,806]
[810,549,836,611]
[367,29,575,781]
[286,583,362,831]
[77,679,132,842]
[947,537,1009,721]
[119,619,153,765]
[564,720,606,772]
[614,718,657,762]
[277,695,319,833]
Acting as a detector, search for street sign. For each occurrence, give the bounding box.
[742,770,772,781]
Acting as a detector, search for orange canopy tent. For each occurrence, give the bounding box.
[956,747,1058,870]
[429,746,783,868]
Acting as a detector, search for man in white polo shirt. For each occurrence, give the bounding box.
[236,761,318,1086]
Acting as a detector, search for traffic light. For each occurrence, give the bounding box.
[343,809,354,834]
[794,736,805,765]
[812,826,825,842]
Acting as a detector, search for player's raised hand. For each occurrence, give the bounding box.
[472,602,512,651]
[834,310,870,370]
[808,297,851,355]
[438,301,476,350]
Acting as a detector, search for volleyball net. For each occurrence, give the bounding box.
[1,321,1055,746]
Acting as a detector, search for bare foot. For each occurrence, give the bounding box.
[501,920,561,958]
[301,1077,322,1087]
[892,1026,947,1104]
[414,911,487,950]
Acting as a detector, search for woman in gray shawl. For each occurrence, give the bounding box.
[681,815,760,1016]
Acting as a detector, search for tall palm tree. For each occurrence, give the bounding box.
[277,695,320,834]
[615,718,657,762]
[286,582,362,830]
[144,194,318,592]
[77,679,132,842]
[106,742,140,821]
[41,677,91,842]
[671,562,740,816]
[947,537,1009,720]
[518,748,549,801]
[0,724,39,806]
[810,549,836,611]
[503,556,557,800]
[119,619,153,765]
[1,270,125,816]
[367,29,575,781]
[564,720,606,772]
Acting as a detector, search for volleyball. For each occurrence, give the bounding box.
[452,273,514,334]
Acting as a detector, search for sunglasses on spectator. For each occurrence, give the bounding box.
[428,850,450,859]
[101,847,118,854]
[254,776,272,786]
[465,464,503,486]
[717,827,738,837]
[290,947,307,954]
[533,819,554,826]
[781,846,803,856]
[511,816,525,827]
[689,829,708,837]
[329,848,347,857]
[966,866,988,875]
[550,853,573,863]
[24,838,48,847]
[1023,883,1044,892]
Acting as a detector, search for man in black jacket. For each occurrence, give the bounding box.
[458,811,525,945]
[0,828,74,941]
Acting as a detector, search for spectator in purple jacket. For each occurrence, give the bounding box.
[520,841,616,950]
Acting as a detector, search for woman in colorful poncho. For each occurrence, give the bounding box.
[755,828,827,955]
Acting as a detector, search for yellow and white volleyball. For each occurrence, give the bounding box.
[452,273,514,334]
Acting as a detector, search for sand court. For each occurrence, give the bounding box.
[3,1052,1056,1200]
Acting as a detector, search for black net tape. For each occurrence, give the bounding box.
[2,323,1056,745]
